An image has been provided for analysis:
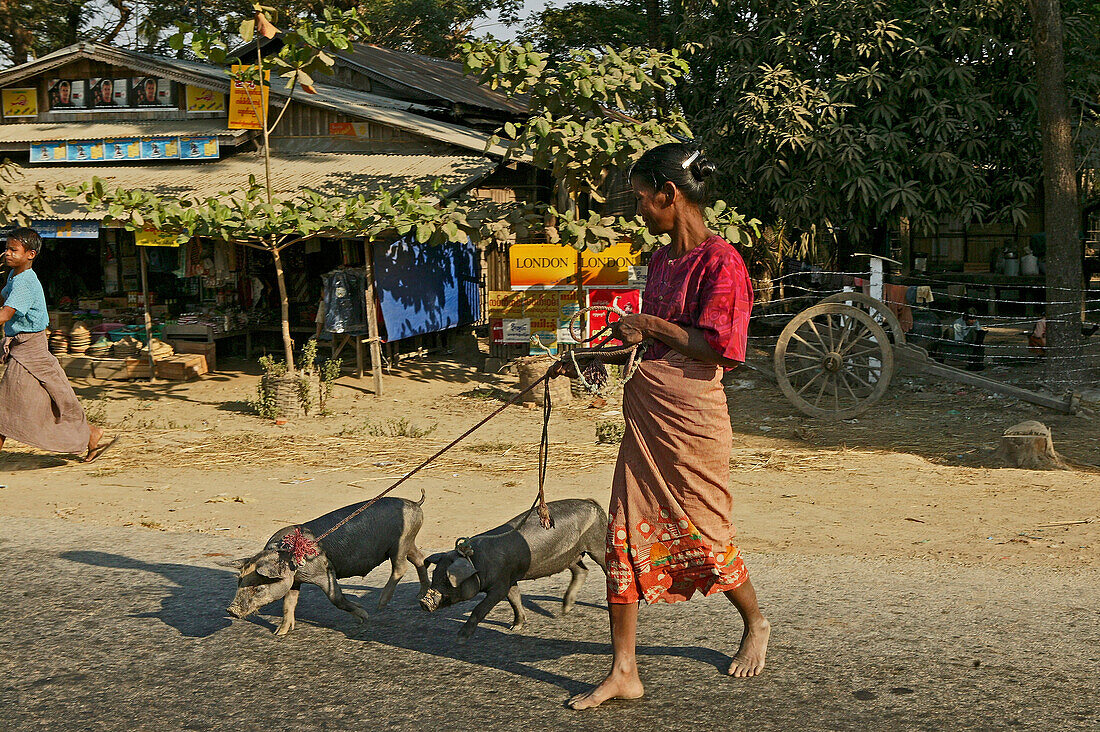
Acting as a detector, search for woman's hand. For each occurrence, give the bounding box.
[609,314,647,346]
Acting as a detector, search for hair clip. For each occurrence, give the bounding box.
[681,150,701,169]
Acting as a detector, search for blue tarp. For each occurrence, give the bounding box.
[372,237,480,341]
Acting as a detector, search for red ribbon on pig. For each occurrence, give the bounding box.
[281,527,320,565]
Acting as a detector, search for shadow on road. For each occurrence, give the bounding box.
[59,550,275,638]
[60,551,731,694]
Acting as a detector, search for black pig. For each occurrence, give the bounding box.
[226,494,429,636]
[420,498,607,640]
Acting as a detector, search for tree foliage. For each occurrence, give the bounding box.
[0,159,49,228]
[462,41,757,253]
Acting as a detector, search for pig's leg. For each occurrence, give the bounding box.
[408,544,430,599]
[562,561,589,615]
[377,553,409,609]
[317,567,370,623]
[275,582,302,636]
[506,584,527,632]
[458,586,509,642]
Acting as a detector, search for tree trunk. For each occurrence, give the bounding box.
[271,243,296,372]
[1028,0,1084,388]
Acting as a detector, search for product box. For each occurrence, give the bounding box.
[168,340,217,372]
[154,353,208,380]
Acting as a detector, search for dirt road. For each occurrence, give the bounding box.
[2,357,1098,729]
[3,516,1097,731]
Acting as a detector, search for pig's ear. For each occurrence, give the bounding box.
[215,556,251,570]
[423,552,447,567]
[255,552,294,579]
[445,557,478,589]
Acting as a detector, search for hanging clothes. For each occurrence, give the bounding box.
[321,268,368,334]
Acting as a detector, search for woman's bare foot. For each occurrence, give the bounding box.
[566,665,644,710]
[728,617,770,678]
[83,426,113,463]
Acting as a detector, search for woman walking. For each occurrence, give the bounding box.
[565,143,769,710]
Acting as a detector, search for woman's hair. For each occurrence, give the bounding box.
[8,227,43,254]
[628,142,717,205]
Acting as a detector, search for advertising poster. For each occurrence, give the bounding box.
[90,78,129,108]
[29,141,66,163]
[135,229,180,247]
[132,77,175,107]
[104,138,142,161]
[580,241,643,287]
[508,243,578,290]
[557,301,581,345]
[185,85,226,112]
[499,318,531,344]
[179,136,219,160]
[140,137,179,160]
[228,65,270,130]
[487,290,572,353]
[32,220,100,239]
[586,288,641,346]
[1,87,37,117]
[48,79,87,109]
[67,140,105,162]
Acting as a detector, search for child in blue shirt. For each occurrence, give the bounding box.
[0,227,111,461]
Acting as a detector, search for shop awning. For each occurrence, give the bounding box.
[9,151,499,220]
[0,120,251,150]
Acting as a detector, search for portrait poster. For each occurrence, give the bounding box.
[47,79,86,109]
[132,77,175,107]
[90,77,130,108]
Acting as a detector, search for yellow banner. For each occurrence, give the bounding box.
[509,244,578,289]
[580,242,643,286]
[186,85,226,113]
[2,88,37,118]
[135,229,180,247]
[227,66,269,130]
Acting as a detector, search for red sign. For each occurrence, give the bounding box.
[586,288,641,346]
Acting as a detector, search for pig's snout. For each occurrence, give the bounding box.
[420,588,443,612]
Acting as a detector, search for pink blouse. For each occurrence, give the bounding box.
[642,235,754,365]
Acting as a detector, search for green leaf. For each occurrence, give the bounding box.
[240,19,255,43]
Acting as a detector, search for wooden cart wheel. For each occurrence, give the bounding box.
[819,291,906,345]
[773,303,894,420]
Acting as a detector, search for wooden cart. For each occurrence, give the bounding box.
[762,292,1079,419]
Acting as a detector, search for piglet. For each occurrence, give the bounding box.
[225,493,429,636]
[420,498,607,640]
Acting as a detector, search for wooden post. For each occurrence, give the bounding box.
[139,246,156,381]
[362,239,384,396]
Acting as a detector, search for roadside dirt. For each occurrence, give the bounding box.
[1,354,1097,568]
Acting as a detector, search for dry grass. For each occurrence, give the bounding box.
[104,430,622,476]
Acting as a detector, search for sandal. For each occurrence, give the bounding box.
[83,437,118,463]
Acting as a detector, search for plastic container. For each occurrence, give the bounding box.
[1003,250,1020,276]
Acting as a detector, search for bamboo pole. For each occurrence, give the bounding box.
[138,245,156,381]
[363,239,384,396]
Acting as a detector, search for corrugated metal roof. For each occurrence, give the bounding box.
[0,42,503,155]
[0,120,248,144]
[336,44,527,115]
[8,152,498,220]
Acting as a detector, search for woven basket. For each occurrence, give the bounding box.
[515,356,572,406]
[260,373,306,419]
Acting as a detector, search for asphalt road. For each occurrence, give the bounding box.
[2,517,1097,731]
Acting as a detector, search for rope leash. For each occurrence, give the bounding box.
[281,368,558,562]
[281,308,647,561]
